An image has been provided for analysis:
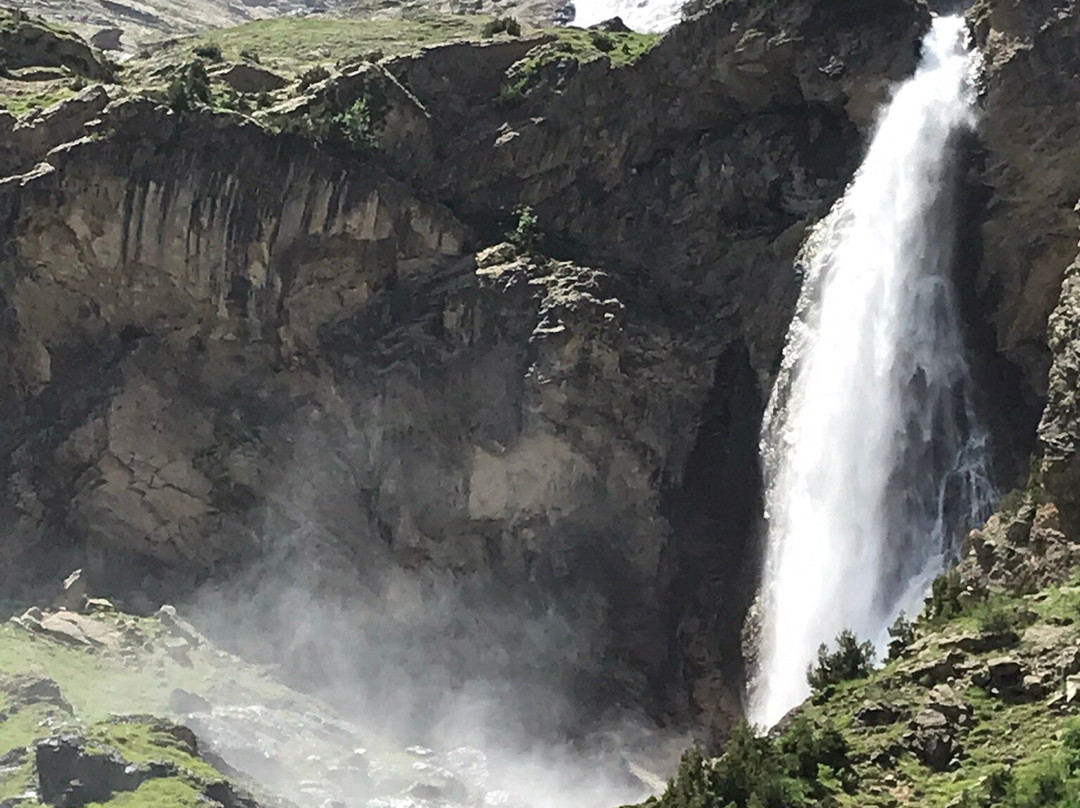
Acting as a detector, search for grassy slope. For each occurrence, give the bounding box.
[132,14,657,91]
[0,84,76,118]
[648,559,1080,808]
[0,8,657,123]
[0,610,286,807]
[167,14,499,75]
[818,576,1080,807]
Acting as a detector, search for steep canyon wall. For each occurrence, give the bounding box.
[4,0,1077,742]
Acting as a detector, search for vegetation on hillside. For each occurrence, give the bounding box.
[501,27,657,104]
[646,492,1080,808]
[141,14,502,79]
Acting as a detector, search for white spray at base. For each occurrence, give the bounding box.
[749,16,995,728]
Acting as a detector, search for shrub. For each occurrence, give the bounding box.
[506,205,540,252]
[193,42,223,61]
[589,30,615,52]
[239,49,260,63]
[886,612,916,661]
[806,629,875,691]
[166,60,211,112]
[661,724,801,808]
[482,16,522,37]
[975,601,1018,634]
[333,97,377,151]
[298,65,331,91]
[927,568,966,622]
[657,718,854,808]
[777,715,851,783]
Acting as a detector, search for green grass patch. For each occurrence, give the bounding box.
[86,721,220,783]
[501,27,656,103]
[0,753,35,803]
[0,86,76,118]
[0,703,75,756]
[83,776,206,808]
[0,621,284,723]
[156,15,497,78]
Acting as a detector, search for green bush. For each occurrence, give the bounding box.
[333,97,378,151]
[272,97,380,153]
[589,30,615,52]
[777,716,851,783]
[507,205,540,252]
[927,568,967,622]
[806,629,875,691]
[886,612,916,661]
[655,718,854,808]
[298,65,331,91]
[951,720,1080,807]
[193,42,223,61]
[166,60,211,112]
[482,16,522,37]
[239,48,260,63]
[975,600,1019,634]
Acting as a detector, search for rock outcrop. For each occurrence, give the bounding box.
[969,0,1080,496]
[0,10,113,80]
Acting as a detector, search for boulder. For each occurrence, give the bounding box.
[941,629,1019,654]
[90,28,123,51]
[905,651,967,686]
[163,637,193,667]
[0,11,112,80]
[987,657,1025,690]
[1022,674,1046,700]
[925,684,972,725]
[156,605,202,647]
[974,657,1031,701]
[37,612,117,649]
[36,735,169,806]
[1066,675,1080,703]
[55,569,87,613]
[906,709,962,772]
[7,675,72,714]
[212,63,288,94]
[476,242,518,268]
[169,688,213,715]
[590,17,632,32]
[856,700,903,726]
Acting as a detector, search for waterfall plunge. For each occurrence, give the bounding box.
[749,16,994,728]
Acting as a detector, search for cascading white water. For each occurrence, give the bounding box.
[570,0,682,32]
[749,15,995,728]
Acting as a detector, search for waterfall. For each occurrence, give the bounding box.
[569,0,682,32]
[748,15,994,728]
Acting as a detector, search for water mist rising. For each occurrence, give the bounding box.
[749,16,994,728]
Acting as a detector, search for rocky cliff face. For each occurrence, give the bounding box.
[14,0,1080,750]
[968,0,1080,533]
[0,0,936,742]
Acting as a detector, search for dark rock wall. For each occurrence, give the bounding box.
[969,0,1080,530]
